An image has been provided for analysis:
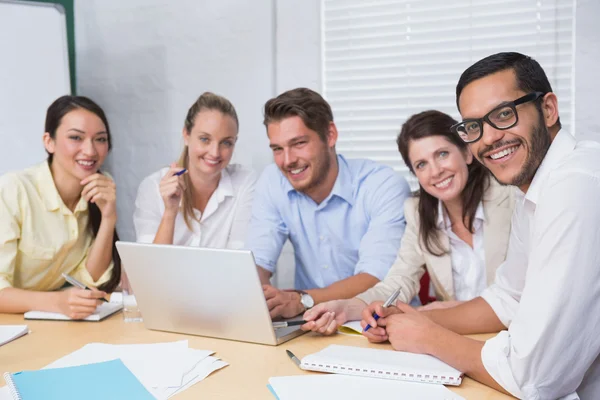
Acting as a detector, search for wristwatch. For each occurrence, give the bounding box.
[299,291,314,310]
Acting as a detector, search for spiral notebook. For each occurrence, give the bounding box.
[299,344,463,386]
[3,359,154,400]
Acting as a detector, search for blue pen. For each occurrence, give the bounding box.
[174,168,187,176]
[363,287,402,332]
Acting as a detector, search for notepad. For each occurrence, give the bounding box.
[24,299,123,321]
[268,375,465,400]
[3,359,154,400]
[299,344,463,385]
[337,320,363,335]
[0,325,28,347]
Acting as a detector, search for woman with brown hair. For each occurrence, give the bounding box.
[134,92,256,249]
[302,110,515,335]
[0,95,121,319]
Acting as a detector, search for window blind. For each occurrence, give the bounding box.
[322,0,575,188]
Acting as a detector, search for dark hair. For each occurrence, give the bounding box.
[45,95,121,292]
[179,92,239,229]
[456,52,561,130]
[263,88,333,142]
[397,110,489,256]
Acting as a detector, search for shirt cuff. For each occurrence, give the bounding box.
[480,285,515,328]
[481,331,523,399]
[254,257,276,273]
[354,262,389,282]
[76,263,114,288]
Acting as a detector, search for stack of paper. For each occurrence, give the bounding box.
[44,340,227,399]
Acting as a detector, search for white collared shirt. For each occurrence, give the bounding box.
[133,164,256,249]
[437,201,487,301]
[480,130,600,399]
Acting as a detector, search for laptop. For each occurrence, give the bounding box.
[115,241,306,346]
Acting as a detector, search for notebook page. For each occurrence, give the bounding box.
[268,375,465,400]
[24,301,123,321]
[0,325,28,347]
[301,344,462,384]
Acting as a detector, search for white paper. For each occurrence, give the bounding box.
[43,340,223,399]
[269,375,465,400]
[0,386,12,400]
[0,325,28,347]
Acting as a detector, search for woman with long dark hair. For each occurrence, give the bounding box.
[0,95,121,319]
[302,110,514,335]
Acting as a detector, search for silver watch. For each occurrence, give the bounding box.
[300,292,314,310]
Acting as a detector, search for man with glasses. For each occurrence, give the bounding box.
[362,52,600,399]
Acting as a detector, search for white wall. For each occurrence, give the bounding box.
[75,0,275,241]
[74,0,597,288]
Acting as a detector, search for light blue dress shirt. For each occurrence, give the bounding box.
[246,155,411,290]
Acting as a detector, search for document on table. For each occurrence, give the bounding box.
[44,340,227,399]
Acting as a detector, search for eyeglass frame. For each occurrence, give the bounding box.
[450,91,546,143]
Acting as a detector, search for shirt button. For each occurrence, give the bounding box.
[323,265,328,269]
[319,236,325,241]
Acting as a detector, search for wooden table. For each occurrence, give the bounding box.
[0,313,513,399]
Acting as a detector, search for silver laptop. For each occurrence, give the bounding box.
[115,241,305,346]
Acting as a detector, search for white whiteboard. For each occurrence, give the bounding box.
[0,1,71,175]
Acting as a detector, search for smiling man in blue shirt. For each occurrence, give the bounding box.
[246,88,411,319]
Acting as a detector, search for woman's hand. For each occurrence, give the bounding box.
[159,163,187,213]
[55,287,107,320]
[81,173,117,220]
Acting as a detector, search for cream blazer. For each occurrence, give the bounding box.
[357,180,515,304]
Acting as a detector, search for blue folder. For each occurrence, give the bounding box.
[4,359,154,400]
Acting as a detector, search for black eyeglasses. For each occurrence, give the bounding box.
[451,92,546,143]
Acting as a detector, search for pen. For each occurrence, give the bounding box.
[286,349,301,368]
[174,168,187,176]
[363,287,402,332]
[61,273,108,302]
[272,320,307,329]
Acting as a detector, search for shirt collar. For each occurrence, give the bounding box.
[525,130,576,205]
[285,155,355,206]
[436,199,485,230]
[36,161,88,214]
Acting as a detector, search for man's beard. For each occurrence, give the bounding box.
[300,146,332,194]
[509,111,551,187]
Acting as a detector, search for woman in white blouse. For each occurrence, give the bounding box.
[134,92,256,249]
[302,110,515,335]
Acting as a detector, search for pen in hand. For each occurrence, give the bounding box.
[61,273,108,302]
[174,168,187,176]
[363,287,402,332]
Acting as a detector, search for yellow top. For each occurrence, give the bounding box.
[0,161,113,291]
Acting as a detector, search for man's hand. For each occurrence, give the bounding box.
[263,285,304,319]
[359,299,403,343]
[379,300,442,354]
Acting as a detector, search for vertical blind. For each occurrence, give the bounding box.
[322,0,575,188]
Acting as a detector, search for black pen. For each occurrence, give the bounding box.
[286,349,301,368]
[272,320,307,329]
[61,273,108,302]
